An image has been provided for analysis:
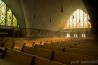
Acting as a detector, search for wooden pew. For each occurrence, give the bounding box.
[14,42,25,51]
[35,45,65,52]
[22,46,53,60]
[47,41,98,51]
[33,56,66,65]
[1,48,66,65]
[72,45,98,51]
[53,51,98,65]
[3,48,34,65]
[0,42,4,47]
[45,42,79,48]
[65,47,98,57]
[0,47,6,58]
[0,58,9,65]
[2,42,14,49]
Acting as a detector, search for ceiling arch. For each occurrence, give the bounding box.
[2,0,87,31]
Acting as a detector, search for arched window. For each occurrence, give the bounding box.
[64,9,91,29]
[0,0,19,27]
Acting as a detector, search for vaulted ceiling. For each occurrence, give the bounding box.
[2,0,87,31]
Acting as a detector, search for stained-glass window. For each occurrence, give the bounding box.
[64,9,91,29]
[0,0,19,27]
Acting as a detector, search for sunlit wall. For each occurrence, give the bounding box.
[0,0,19,27]
[64,9,91,29]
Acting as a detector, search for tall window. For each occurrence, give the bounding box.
[66,33,70,38]
[64,9,91,29]
[0,0,19,27]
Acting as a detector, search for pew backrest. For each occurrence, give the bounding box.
[53,51,98,65]
[23,46,53,60]
[4,48,34,65]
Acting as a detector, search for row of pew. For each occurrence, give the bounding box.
[0,48,65,65]
[0,37,67,65]
[0,45,98,65]
[22,46,98,65]
[0,38,98,65]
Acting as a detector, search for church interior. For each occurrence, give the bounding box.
[0,0,98,65]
